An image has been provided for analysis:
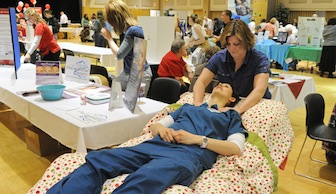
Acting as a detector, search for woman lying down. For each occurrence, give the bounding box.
[47,83,248,194]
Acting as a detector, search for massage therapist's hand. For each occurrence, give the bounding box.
[100,27,112,41]
[172,130,199,145]
[219,107,242,114]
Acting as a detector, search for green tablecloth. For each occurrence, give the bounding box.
[285,46,322,63]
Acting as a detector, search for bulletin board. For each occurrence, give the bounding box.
[297,17,324,47]
[0,8,21,78]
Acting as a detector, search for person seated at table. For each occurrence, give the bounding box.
[158,39,193,94]
[187,13,209,53]
[285,26,297,45]
[285,26,298,70]
[193,19,271,115]
[46,82,248,194]
[101,0,152,95]
[204,45,221,62]
[23,8,60,63]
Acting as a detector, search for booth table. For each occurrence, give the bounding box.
[285,46,322,63]
[255,40,294,70]
[255,39,276,60]
[268,74,316,111]
[0,64,168,153]
[58,42,118,68]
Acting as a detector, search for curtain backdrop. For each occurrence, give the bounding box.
[2,0,81,23]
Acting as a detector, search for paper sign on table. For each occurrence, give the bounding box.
[65,55,91,84]
[35,61,61,85]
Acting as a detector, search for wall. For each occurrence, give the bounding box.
[277,0,336,24]
[278,0,336,11]
[78,0,336,30]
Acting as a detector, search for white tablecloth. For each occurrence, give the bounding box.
[58,42,123,72]
[0,64,168,153]
[268,74,316,111]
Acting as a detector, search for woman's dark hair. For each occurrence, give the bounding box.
[228,84,240,107]
[97,10,104,21]
[214,82,240,107]
[190,14,198,22]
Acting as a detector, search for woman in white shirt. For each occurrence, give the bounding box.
[285,26,297,45]
[187,14,208,52]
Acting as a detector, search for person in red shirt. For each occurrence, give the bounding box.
[23,8,60,63]
[158,39,194,93]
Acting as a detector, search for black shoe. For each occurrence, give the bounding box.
[320,71,324,77]
[328,74,335,78]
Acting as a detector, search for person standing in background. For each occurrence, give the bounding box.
[89,13,96,28]
[259,18,267,29]
[100,0,152,96]
[23,8,60,62]
[248,17,256,34]
[213,10,232,48]
[91,10,107,48]
[262,17,277,39]
[319,18,336,78]
[212,18,224,42]
[60,11,68,38]
[202,16,213,32]
[43,10,60,40]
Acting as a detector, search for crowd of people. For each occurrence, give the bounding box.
[17,1,335,90]
[14,0,336,193]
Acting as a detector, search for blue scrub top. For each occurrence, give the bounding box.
[206,49,272,99]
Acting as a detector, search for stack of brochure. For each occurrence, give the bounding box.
[85,93,110,105]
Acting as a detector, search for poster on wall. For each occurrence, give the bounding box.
[228,0,251,24]
[123,37,147,113]
[297,17,324,47]
[0,7,21,78]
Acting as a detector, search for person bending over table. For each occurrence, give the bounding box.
[193,19,271,114]
[23,8,61,63]
[46,82,248,194]
[100,0,152,96]
[158,39,194,94]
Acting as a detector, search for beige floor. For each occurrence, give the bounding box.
[1,37,336,193]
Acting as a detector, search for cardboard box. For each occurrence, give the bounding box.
[24,125,66,156]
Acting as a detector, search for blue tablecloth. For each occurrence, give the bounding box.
[255,40,294,70]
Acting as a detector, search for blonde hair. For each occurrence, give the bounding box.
[270,17,277,24]
[220,19,255,50]
[105,0,138,35]
[24,7,45,23]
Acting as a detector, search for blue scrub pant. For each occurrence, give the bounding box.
[47,140,204,194]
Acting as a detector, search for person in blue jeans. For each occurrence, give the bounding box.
[47,82,248,194]
[100,0,152,96]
